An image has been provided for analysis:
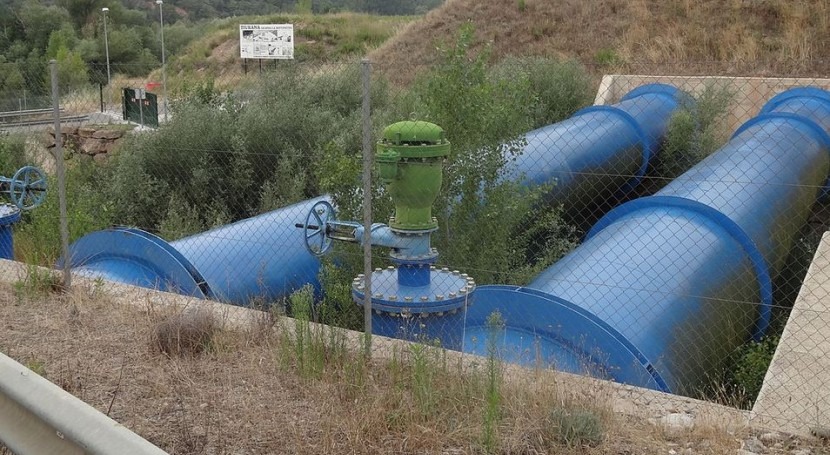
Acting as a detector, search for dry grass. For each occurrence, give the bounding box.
[151,309,218,357]
[369,0,830,86]
[0,280,826,454]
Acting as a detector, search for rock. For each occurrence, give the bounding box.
[47,125,78,136]
[760,432,784,443]
[77,127,96,138]
[737,451,760,455]
[651,413,695,436]
[743,437,765,453]
[791,449,810,455]
[91,129,124,140]
[80,138,108,155]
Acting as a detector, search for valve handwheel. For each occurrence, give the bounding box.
[303,201,335,256]
[9,166,47,210]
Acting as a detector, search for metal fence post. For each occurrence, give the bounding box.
[361,58,373,358]
[49,60,71,290]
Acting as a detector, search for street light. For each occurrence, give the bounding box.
[101,7,111,112]
[156,0,168,123]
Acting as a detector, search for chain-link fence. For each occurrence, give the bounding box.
[2,52,830,442]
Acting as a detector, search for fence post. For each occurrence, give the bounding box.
[361,58,373,358]
[49,60,71,290]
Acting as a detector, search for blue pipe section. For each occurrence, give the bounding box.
[0,204,21,260]
[66,196,330,303]
[505,83,689,204]
[65,83,687,307]
[465,87,830,395]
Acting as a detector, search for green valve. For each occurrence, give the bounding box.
[377,121,450,231]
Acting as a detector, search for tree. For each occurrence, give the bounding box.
[54,45,89,91]
[17,1,71,53]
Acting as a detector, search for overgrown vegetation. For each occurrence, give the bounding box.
[658,82,735,181]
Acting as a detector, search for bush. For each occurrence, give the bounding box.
[658,82,734,180]
[490,56,594,128]
[729,336,779,404]
[402,24,578,284]
[549,408,604,447]
[0,132,26,174]
[15,158,114,264]
[110,66,385,238]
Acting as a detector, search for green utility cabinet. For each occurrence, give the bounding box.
[122,88,159,128]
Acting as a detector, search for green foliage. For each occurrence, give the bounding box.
[0,132,27,174]
[281,284,352,380]
[594,48,623,67]
[295,0,313,14]
[773,226,825,330]
[16,159,114,264]
[55,46,89,91]
[110,66,381,237]
[13,264,62,302]
[403,25,579,284]
[658,83,734,180]
[316,259,364,329]
[517,0,527,12]
[489,56,594,130]
[549,408,604,447]
[729,336,779,404]
[482,311,505,452]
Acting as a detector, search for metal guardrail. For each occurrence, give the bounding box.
[0,352,167,455]
[0,108,64,121]
[0,114,88,129]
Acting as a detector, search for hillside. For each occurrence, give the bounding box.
[369,0,830,85]
[168,13,414,80]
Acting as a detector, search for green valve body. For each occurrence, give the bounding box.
[376,121,450,231]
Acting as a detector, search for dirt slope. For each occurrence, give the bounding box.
[369,0,830,85]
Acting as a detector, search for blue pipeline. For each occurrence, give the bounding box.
[66,196,330,303]
[505,83,689,203]
[64,83,687,307]
[465,87,830,395]
[0,204,21,260]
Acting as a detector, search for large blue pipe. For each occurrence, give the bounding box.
[65,84,686,306]
[66,196,329,302]
[464,87,830,395]
[507,83,687,204]
[0,203,21,260]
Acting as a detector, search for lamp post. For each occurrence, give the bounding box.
[102,7,111,112]
[156,0,168,123]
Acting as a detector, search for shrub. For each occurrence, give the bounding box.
[151,309,218,357]
[730,335,779,403]
[549,407,604,447]
[0,132,26,174]
[658,82,734,180]
[594,48,623,67]
[109,65,379,236]
[489,56,594,128]
[15,159,114,264]
[403,24,578,284]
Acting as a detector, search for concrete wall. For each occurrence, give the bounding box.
[596,75,830,132]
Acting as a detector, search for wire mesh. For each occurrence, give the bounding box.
[2,53,830,441]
